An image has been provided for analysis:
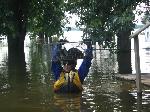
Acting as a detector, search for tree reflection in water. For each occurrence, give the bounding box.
[53,93,82,111]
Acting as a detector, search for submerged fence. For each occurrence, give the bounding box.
[92,46,118,75]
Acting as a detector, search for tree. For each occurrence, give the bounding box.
[65,0,149,73]
[0,0,149,75]
[28,0,65,40]
[0,0,65,78]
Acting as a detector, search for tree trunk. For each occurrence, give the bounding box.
[7,31,27,86]
[117,30,132,74]
[38,32,44,44]
[6,0,29,88]
[7,0,28,76]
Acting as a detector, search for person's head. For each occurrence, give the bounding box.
[62,47,83,72]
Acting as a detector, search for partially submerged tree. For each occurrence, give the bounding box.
[65,0,150,73]
[0,0,65,76]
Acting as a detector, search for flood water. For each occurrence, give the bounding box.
[0,41,150,112]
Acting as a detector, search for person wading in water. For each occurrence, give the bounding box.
[51,39,93,93]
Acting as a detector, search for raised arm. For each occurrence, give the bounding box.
[78,41,93,83]
[51,44,63,80]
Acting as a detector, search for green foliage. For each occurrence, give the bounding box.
[65,0,146,49]
[0,0,30,36]
[28,0,65,37]
[0,0,149,47]
[0,0,66,39]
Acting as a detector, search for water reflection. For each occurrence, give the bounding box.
[53,93,82,111]
[117,89,136,111]
[0,45,29,111]
[0,43,150,112]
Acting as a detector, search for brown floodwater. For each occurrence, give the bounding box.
[0,42,150,112]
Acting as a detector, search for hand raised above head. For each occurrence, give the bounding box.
[59,39,69,45]
[83,39,92,48]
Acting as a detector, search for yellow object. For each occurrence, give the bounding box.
[54,70,83,92]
